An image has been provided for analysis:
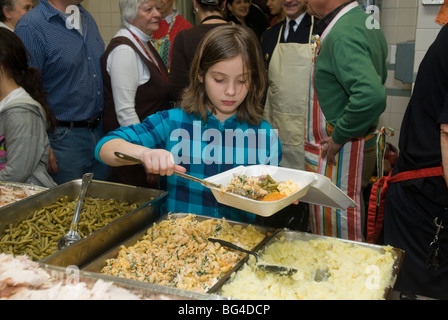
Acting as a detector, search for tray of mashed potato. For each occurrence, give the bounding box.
[212,230,404,300]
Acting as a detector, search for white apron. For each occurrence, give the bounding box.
[264,17,314,170]
[306,2,366,241]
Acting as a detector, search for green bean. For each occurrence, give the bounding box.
[23,224,33,240]
[0,196,140,261]
[26,251,41,261]
[0,239,33,246]
[267,175,276,184]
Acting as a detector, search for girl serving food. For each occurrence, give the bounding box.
[95,24,282,223]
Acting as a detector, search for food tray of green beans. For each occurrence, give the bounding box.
[0,179,167,268]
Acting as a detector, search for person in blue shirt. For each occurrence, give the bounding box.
[96,24,282,223]
[15,0,109,184]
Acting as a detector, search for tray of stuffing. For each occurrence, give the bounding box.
[204,165,356,217]
[82,213,274,294]
[213,230,404,300]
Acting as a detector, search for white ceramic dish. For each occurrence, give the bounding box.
[204,165,318,217]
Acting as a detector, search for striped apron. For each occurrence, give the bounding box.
[305,2,365,241]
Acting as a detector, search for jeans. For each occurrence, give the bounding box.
[48,122,110,185]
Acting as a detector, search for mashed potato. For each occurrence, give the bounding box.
[219,237,397,300]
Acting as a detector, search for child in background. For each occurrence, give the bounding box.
[95,24,281,223]
[0,29,57,188]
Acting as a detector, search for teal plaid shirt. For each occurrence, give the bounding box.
[96,108,282,223]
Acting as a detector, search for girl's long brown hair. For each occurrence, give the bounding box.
[181,24,267,126]
[0,28,56,131]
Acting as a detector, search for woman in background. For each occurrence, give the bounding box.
[0,0,33,31]
[102,0,171,188]
[169,0,228,103]
[266,0,285,26]
[0,29,56,188]
[225,0,269,42]
[150,0,192,71]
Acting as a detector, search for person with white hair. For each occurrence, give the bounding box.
[101,0,171,188]
[0,0,33,31]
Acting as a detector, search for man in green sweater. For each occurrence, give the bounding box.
[304,0,387,241]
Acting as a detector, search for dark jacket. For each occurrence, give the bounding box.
[261,13,315,67]
[227,4,269,42]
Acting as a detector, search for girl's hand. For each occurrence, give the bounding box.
[139,149,186,176]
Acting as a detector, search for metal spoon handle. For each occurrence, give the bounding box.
[208,238,259,262]
[70,173,94,231]
[173,171,222,189]
[114,152,143,163]
[114,152,222,189]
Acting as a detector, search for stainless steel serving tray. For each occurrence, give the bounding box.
[211,229,405,300]
[39,264,223,300]
[0,179,168,268]
[82,213,274,294]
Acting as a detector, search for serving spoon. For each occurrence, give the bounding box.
[208,238,297,276]
[57,173,94,250]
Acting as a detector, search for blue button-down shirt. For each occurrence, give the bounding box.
[15,0,104,122]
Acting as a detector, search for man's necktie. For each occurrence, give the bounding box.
[286,20,296,42]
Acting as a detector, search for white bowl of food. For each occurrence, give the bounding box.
[204,165,317,217]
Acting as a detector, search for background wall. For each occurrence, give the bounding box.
[76,0,445,149]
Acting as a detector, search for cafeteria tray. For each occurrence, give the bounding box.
[211,229,405,300]
[204,165,356,217]
[82,213,275,293]
[204,165,317,217]
[0,179,167,268]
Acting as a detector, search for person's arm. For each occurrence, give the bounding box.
[0,108,45,183]
[15,24,45,71]
[441,123,448,188]
[330,35,387,145]
[98,138,185,176]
